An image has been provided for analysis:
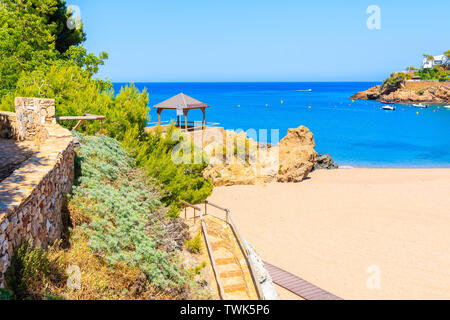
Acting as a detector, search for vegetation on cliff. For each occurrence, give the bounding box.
[2,134,208,300]
[0,1,213,299]
[351,50,450,103]
[133,127,213,216]
[0,0,213,210]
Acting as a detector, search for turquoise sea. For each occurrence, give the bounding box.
[113,82,450,168]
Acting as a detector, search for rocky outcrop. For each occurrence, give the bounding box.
[202,130,274,186]
[203,163,260,187]
[314,154,338,170]
[350,85,381,100]
[202,126,317,186]
[384,85,450,103]
[351,82,450,104]
[276,126,316,183]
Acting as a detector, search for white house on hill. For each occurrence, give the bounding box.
[422,54,449,69]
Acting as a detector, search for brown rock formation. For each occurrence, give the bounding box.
[202,126,318,186]
[203,163,259,187]
[351,82,450,104]
[276,126,316,183]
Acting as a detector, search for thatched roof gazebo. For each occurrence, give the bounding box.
[153,93,210,130]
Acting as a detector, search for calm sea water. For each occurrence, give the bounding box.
[113,82,450,168]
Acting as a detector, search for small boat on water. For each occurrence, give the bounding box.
[380,99,395,105]
[443,105,450,109]
[412,103,428,108]
[381,105,395,111]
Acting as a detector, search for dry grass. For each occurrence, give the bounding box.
[45,231,175,300]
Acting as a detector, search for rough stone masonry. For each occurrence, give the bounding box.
[0,98,74,288]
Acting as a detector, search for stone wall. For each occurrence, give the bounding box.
[14,97,56,141]
[0,111,18,139]
[0,98,74,288]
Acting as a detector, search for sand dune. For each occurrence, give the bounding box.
[207,169,450,300]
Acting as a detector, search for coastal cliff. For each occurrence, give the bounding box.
[351,81,450,104]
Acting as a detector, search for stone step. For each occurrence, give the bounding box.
[215,257,236,265]
[222,276,247,289]
[211,241,227,250]
[225,291,253,300]
[216,263,242,273]
[223,284,247,294]
[212,248,235,260]
[220,269,243,279]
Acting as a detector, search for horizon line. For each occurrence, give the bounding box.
[108,80,383,84]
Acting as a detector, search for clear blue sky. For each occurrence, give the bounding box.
[71,0,449,82]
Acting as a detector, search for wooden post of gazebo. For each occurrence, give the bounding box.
[202,107,206,130]
[183,109,189,130]
[157,109,162,128]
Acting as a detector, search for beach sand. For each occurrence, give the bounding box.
[207,168,450,300]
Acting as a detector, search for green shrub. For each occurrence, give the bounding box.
[71,133,187,289]
[188,261,207,276]
[133,126,213,212]
[5,242,52,300]
[184,233,202,254]
[0,288,14,300]
[44,293,66,300]
[414,66,450,81]
[0,63,149,146]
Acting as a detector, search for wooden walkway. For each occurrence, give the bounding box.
[264,262,343,300]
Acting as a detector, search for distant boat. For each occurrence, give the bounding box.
[381,105,395,111]
[380,99,395,105]
[412,103,428,108]
[296,89,312,92]
[443,105,450,109]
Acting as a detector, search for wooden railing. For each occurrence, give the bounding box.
[204,200,264,300]
[179,200,226,299]
[56,113,106,133]
[147,120,221,132]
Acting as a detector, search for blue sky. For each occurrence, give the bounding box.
[71,0,449,82]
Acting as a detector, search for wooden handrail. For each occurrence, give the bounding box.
[56,115,105,121]
[204,200,264,300]
[179,200,226,299]
[56,113,105,133]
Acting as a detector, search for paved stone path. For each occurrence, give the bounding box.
[0,139,36,182]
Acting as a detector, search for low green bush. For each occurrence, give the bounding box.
[71,133,187,289]
[414,66,450,81]
[0,288,14,300]
[5,241,53,300]
[133,126,213,215]
[184,233,202,254]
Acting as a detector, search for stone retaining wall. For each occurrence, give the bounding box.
[0,98,74,288]
[0,111,18,139]
[404,81,450,91]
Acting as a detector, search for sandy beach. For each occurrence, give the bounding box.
[207,168,450,300]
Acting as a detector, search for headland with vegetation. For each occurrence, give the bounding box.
[351,51,450,104]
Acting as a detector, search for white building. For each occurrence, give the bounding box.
[422,54,449,69]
